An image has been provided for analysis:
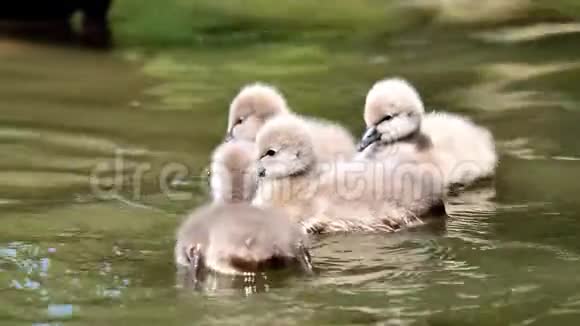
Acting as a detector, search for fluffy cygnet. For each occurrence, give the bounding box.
[357,78,497,188]
[253,116,446,234]
[209,139,257,203]
[175,140,312,276]
[226,82,356,161]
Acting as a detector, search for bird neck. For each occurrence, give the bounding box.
[212,169,255,204]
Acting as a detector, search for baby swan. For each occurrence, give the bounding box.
[357,78,497,188]
[209,139,257,203]
[175,140,312,276]
[254,116,446,234]
[226,82,356,161]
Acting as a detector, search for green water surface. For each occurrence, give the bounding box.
[2,1,580,325]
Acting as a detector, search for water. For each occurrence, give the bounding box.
[2,1,580,324]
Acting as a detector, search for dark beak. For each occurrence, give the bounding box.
[357,126,381,152]
[224,130,234,142]
[257,166,266,178]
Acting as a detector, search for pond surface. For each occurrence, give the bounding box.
[2,1,580,325]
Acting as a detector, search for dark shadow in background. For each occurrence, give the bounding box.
[0,0,112,48]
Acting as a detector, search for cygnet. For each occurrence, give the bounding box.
[357,78,497,188]
[175,140,312,277]
[226,82,356,162]
[253,116,446,234]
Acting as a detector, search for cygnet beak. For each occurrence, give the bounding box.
[357,126,381,152]
[257,166,266,178]
[224,130,234,143]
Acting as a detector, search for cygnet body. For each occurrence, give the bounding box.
[175,140,312,276]
[357,78,497,188]
[253,116,446,234]
[227,83,356,161]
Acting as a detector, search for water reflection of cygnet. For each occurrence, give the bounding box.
[445,185,498,246]
[175,140,312,293]
[226,83,356,162]
[357,78,497,189]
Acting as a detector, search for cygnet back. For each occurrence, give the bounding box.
[421,112,497,186]
[175,204,311,275]
[300,115,356,162]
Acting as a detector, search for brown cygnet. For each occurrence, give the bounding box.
[175,140,312,277]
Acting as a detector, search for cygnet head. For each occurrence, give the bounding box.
[358,78,425,151]
[255,116,316,179]
[210,140,258,203]
[226,83,290,142]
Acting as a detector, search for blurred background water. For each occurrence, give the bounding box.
[2,0,580,324]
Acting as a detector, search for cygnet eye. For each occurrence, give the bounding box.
[235,116,245,125]
[376,113,395,126]
[266,149,277,156]
[262,149,277,158]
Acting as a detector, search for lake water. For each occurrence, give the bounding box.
[2,1,580,325]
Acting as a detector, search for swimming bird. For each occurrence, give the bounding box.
[208,139,257,203]
[175,140,312,277]
[357,78,497,188]
[253,116,446,234]
[226,82,356,162]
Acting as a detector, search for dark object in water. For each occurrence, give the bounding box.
[0,0,112,48]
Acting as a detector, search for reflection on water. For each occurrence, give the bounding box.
[447,62,580,112]
[476,23,580,44]
[2,0,580,324]
[176,266,311,297]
